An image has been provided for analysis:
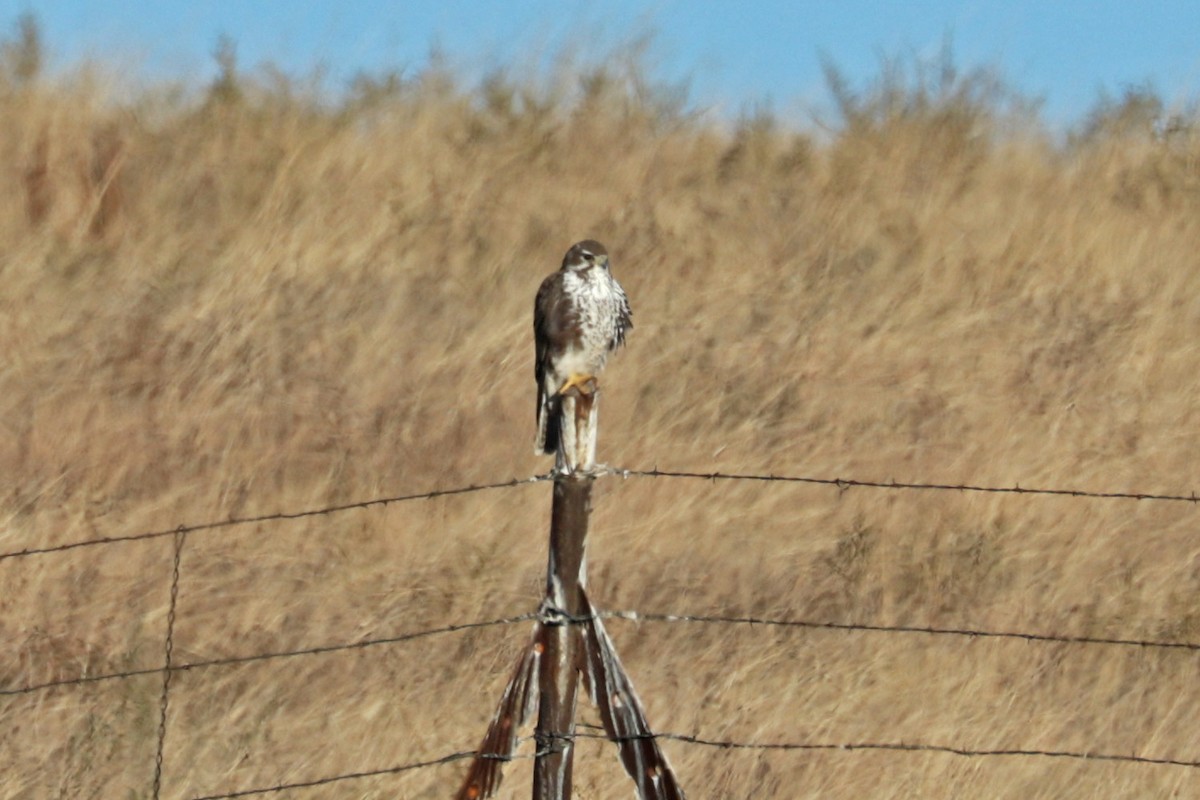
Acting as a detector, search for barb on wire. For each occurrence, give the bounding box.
[0,473,552,563]
[0,665,162,698]
[614,467,1200,505]
[572,726,1200,769]
[2,613,538,698]
[602,610,1200,652]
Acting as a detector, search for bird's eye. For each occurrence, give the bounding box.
[583,253,594,262]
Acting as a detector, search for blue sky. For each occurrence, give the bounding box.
[4,1,1199,127]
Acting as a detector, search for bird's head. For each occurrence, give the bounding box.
[562,240,610,272]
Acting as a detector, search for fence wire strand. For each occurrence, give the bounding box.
[10,605,1198,701]
[601,610,1200,652]
[5,464,1199,566]
[189,744,542,800]
[188,724,1200,799]
[2,612,539,698]
[614,467,1200,504]
[0,473,552,563]
[568,726,1200,769]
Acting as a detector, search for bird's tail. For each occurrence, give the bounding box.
[535,390,560,455]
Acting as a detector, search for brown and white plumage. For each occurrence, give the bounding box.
[534,240,632,455]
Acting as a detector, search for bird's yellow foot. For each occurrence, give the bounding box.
[559,373,597,397]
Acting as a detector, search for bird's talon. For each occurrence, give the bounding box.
[559,374,597,397]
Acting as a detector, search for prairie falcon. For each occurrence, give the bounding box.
[534,240,632,455]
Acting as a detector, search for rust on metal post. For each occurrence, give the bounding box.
[534,474,592,799]
[462,377,680,800]
[534,384,595,800]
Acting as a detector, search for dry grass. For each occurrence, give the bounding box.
[3,34,1200,799]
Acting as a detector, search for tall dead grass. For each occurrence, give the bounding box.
[3,20,1200,799]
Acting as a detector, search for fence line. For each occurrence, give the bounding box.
[615,467,1200,504]
[189,745,539,800]
[4,464,1200,567]
[7,606,1200,701]
[1,612,539,697]
[603,610,1200,652]
[9,464,1200,798]
[184,725,1200,799]
[569,727,1200,769]
[0,474,553,563]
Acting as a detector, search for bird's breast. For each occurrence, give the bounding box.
[560,270,623,357]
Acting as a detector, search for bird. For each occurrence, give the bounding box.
[533,240,632,456]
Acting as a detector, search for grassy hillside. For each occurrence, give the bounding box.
[3,24,1200,799]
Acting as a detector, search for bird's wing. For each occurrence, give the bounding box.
[613,278,633,349]
[533,271,565,385]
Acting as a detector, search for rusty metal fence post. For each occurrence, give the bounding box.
[457,387,684,800]
[533,473,591,799]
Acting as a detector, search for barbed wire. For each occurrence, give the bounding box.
[0,663,163,698]
[9,604,1199,702]
[9,605,1196,701]
[9,462,1200,800]
[601,610,1200,652]
[569,725,1200,769]
[4,465,1197,568]
[614,467,1200,504]
[189,744,541,800]
[1,612,538,698]
[0,473,552,564]
[186,723,1200,799]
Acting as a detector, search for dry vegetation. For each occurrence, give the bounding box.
[3,17,1200,799]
